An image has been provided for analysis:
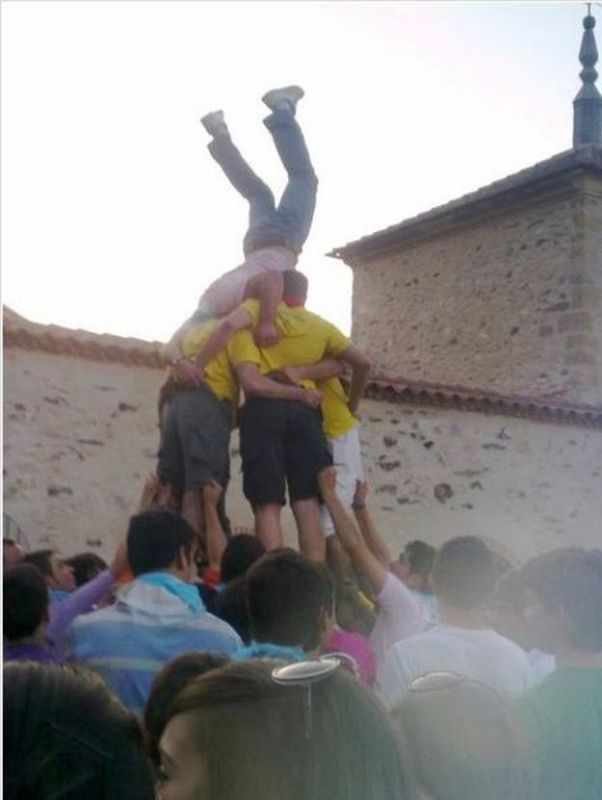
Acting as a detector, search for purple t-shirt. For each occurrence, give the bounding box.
[47,569,114,658]
[4,642,60,665]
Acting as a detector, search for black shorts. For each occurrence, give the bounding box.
[239,397,332,507]
[158,386,232,492]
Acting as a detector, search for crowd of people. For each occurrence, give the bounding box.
[4,86,602,799]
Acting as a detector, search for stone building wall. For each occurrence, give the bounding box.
[352,181,602,406]
[4,347,600,564]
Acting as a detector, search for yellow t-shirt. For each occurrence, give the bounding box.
[174,319,238,405]
[228,299,356,439]
[318,376,357,440]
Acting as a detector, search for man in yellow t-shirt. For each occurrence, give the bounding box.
[158,314,320,541]
[224,271,371,561]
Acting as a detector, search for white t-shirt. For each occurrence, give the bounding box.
[369,573,425,665]
[376,623,535,711]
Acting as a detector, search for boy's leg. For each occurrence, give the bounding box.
[291,498,326,562]
[239,398,287,549]
[207,134,277,233]
[285,402,332,562]
[263,108,318,255]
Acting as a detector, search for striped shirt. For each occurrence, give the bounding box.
[68,576,241,713]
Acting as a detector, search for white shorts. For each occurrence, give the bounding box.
[320,424,364,536]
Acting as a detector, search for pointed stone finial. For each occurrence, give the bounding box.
[573,6,602,146]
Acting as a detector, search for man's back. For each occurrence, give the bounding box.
[377,623,534,710]
[70,577,241,713]
[229,299,351,383]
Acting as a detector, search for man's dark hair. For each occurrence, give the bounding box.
[4,662,154,800]
[220,534,266,583]
[23,550,54,580]
[522,547,602,652]
[65,552,108,587]
[3,565,49,641]
[3,538,16,547]
[403,540,437,580]
[432,536,496,609]
[246,550,334,651]
[282,270,308,299]
[127,508,195,577]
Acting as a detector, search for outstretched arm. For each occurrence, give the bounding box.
[337,345,371,414]
[244,271,284,348]
[272,358,344,384]
[193,306,254,374]
[352,481,392,568]
[318,466,388,593]
[203,481,228,570]
[236,363,321,408]
[164,318,205,388]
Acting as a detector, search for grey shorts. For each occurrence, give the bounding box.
[158,386,232,491]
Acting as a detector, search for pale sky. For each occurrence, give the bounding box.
[1,0,590,342]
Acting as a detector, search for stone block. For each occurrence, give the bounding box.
[565,334,598,351]
[563,350,596,366]
[557,313,594,333]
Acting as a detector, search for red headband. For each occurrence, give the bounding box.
[282,294,305,307]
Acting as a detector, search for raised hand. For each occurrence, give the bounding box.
[353,480,369,509]
[318,465,338,496]
[202,479,223,508]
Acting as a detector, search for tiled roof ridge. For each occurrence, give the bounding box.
[330,145,602,260]
[362,373,602,429]
[3,306,165,369]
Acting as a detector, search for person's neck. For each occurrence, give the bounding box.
[143,566,188,582]
[555,647,602,669]
[438,602,488,630]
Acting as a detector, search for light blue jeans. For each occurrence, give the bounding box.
[208,109,318,256]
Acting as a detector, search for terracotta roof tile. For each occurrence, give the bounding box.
[360,375,602,429]
[5,306,600,426]
[3,306,164,369]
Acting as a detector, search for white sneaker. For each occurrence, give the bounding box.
[200,110,228,137]
[261,86,304,113]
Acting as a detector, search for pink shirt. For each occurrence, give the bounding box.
[323,627,377,685]
[201,246,297,316]
[369,573,425,665]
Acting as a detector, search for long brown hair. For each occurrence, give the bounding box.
[164,658,414,800]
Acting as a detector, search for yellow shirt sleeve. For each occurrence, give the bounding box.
[323,321,352,357]
[227,328,261,368]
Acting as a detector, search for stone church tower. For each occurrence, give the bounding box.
[328,11,602,556]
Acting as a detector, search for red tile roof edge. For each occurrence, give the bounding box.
[4,309,600,427]
[362,375,602,429]
[3,309,165,370]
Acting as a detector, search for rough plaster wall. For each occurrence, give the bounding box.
[357,397,602,561]
[352,184,602,405]
[2,349,287,559]
[4,350,601,564]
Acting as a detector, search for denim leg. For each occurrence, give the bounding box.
[263,110,318,254]
[208,136,278,244]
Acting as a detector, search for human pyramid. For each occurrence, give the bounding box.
[4,86,602,800]
[157,84,371,565]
